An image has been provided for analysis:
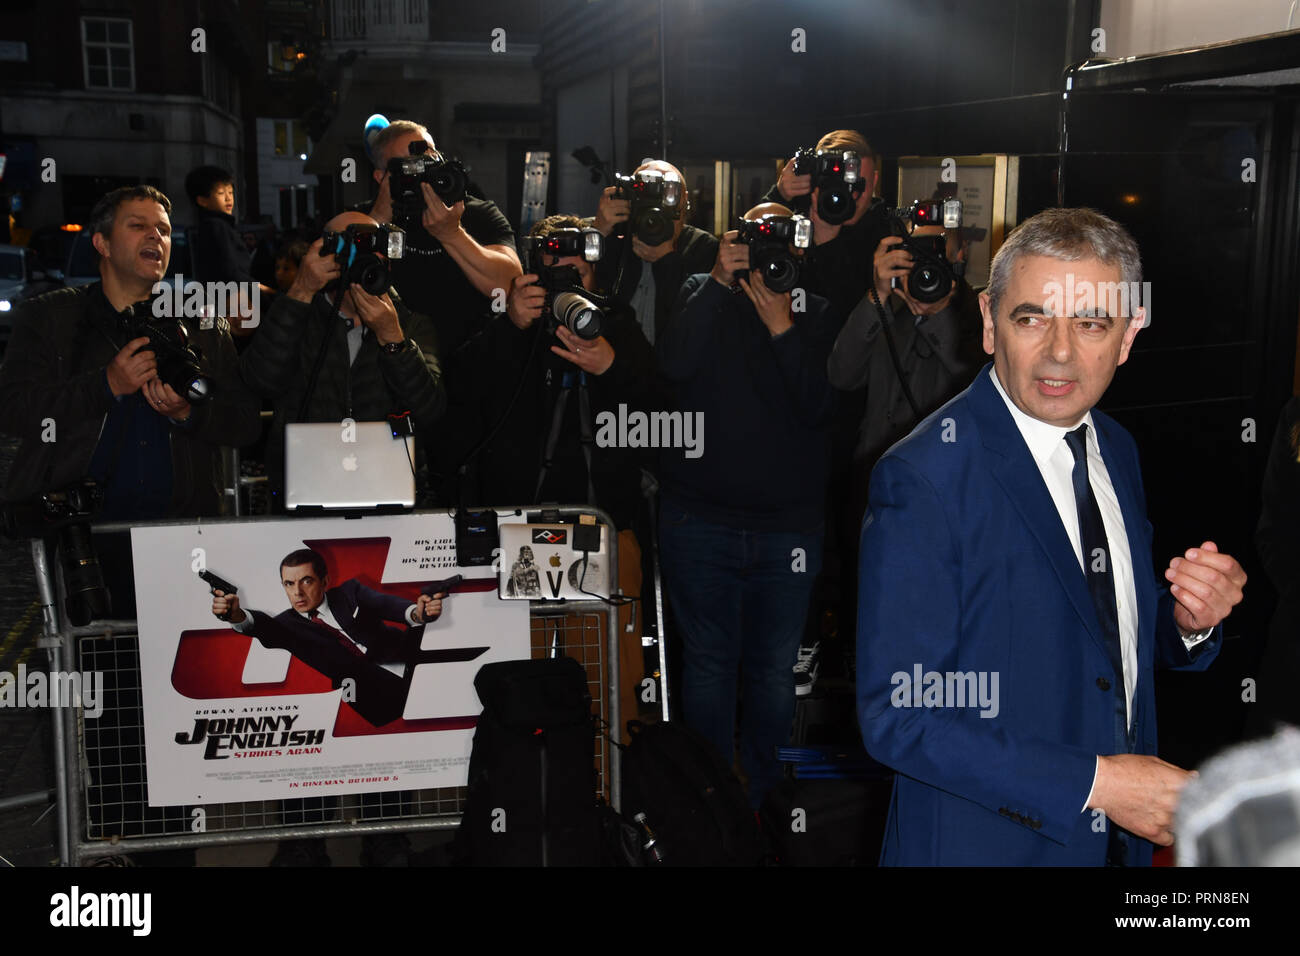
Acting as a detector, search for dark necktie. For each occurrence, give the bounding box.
[308,609,365,658]
[1064,425,1122,665]
[1065,424,1131,867]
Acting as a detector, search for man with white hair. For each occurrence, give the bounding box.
[857,206,1246,865]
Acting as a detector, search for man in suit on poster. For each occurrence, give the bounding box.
[209,547,449,726]
[857,207,1246,865]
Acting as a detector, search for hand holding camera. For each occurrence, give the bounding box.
[348,284,404,344]
[873,236,914,304]
[776,156,813,202]
[507,272,547,331]
[550,325,615,375]
[288,238,342,302]
[106,335,157,397]
[710,230,750,288]
[738,271,793,337]
[592,186,631,237]
[142,377,191,421]
[419,181,465,243]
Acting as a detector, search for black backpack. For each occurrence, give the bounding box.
[455,656,601,866]
[618,719,764,866]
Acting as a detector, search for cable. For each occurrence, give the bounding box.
[872,283,921,420]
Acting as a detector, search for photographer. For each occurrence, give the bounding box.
[237,210,445,511]
[827,207,985,641]
[656,202,837,808]
[765,130,892,321]
[0,185,259,866]
[362,120,521,354]
[454,214,657,530]
[829,209,986,487]
[0,185,259,519]
[591,160,719,346]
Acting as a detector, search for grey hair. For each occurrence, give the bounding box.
[369,120,434,168]
[986,207,1142,319]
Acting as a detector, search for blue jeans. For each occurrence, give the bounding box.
[659,504,824,808]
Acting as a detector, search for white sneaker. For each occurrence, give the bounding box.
[793,641,820,697]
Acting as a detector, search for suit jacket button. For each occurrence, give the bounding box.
[1096,677,1111,691]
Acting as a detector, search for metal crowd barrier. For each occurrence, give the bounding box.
[30,506,620,866]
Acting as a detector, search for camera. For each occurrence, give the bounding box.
[135,315,214,405]
[734,214,812,294]
[1,480,110,626]
[320,222,406,296]
[792,147,865,225]
[521,228,605,340]
[888,199,964,305]
[612,170,683,245]
[386,140,469,226]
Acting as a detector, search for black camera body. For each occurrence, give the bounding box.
[387,140,469,227]
[1,480,110,626]
[135,316,214,405]
[792,147,866,225]
[612,170,683,245]
[320,222,406,296]
[888,199,964,305]
[734,214,812,294]
[521,230,605,341]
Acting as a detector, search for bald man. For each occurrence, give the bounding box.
[655,202,838,807]
[591,159,719,346]
[238,210,445,510]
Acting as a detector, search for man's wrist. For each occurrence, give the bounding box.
[286,282,318,305]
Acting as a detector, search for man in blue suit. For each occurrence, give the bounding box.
[857,207,1246,866]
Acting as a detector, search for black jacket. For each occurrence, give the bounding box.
[594,224,719,344]
[0,283,260,516]
[190,207,255,285]
[827,281,985,469]
[451,303,658,528]
[657,273,836,532]
[237,289,445,508]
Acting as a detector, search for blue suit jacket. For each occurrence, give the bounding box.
[857,365,1220,866]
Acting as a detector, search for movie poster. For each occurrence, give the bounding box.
[132,514,528,806]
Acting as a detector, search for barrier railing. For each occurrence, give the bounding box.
[31,506,620,866]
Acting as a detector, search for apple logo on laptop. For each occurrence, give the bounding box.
[342,454,359,472]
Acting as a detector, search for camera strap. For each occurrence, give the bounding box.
[871,285,922,421]
[534,369,597,506]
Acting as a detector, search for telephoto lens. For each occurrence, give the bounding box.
[552,291,603,340]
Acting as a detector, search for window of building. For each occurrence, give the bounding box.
[272,120,311,159]
[82,17,134,91]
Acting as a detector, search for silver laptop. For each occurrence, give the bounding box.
[497,522,611,600]
[284,421,415,510]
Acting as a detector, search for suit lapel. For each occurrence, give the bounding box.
[967,368,1119,672]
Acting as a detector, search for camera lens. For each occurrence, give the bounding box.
[352,254,390,296]
[752,246,800,294]
[60,523,111,626]
[635,209,674,246]
[818,185,854,225]
[552,291,603,340]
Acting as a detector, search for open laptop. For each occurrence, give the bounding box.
[497,522,611,600]
[284,421,415,510]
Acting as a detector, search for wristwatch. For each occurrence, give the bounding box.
[381,338,415,355]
